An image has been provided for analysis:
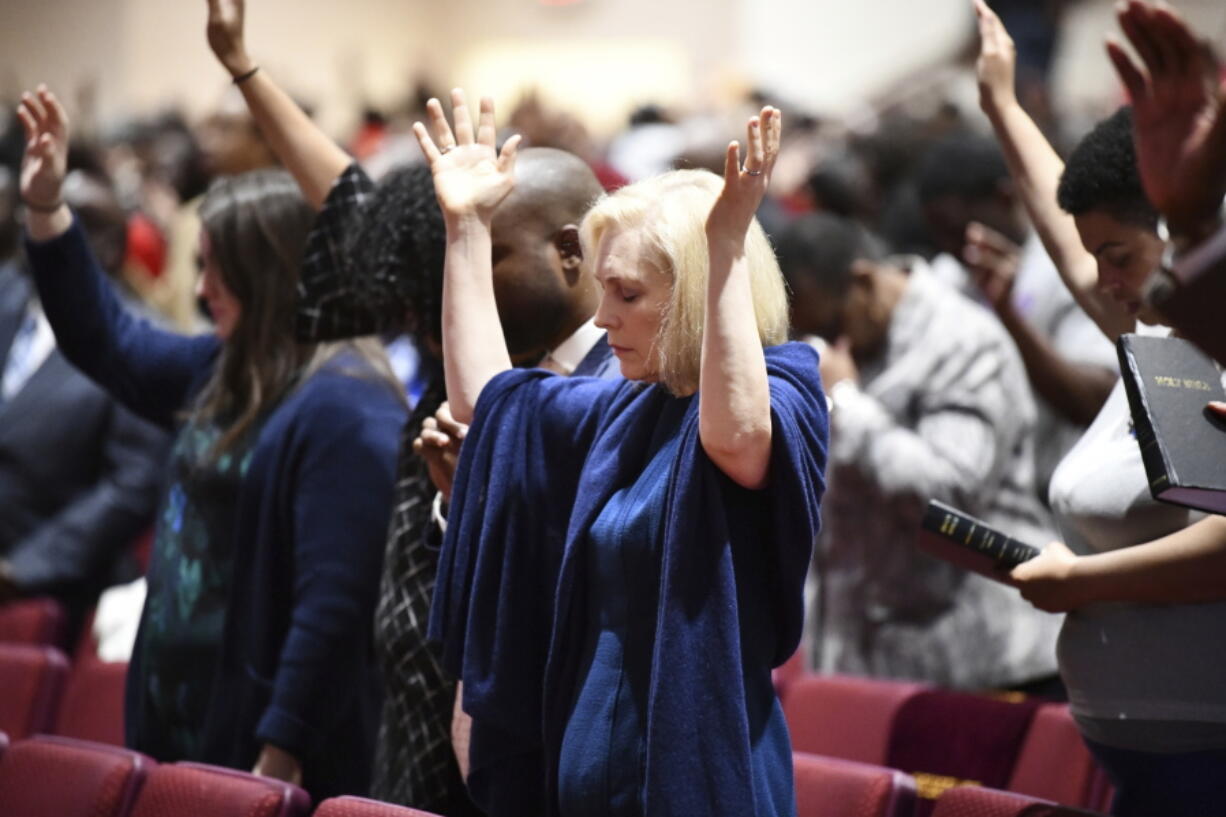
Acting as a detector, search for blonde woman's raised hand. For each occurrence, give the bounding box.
[413,90,521,223]
[206,0,256,77]
[706,106,781,248]
[973,0,1018,114]
[16,86,69,212]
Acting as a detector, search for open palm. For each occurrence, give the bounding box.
[1109,1,1226,231]
[15,87,69,210]
[707,106,781,244]
[413,89,519,221]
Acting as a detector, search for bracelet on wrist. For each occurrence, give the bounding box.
[22,197,63,214]
[232,65,260,85]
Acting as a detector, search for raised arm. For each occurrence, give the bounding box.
[974,0,1133,341]
[413,90,519,423]
[206,0,350,209]
[19,87,216,425]
[699,108,780,490]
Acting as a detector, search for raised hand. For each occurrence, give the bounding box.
[16,86,69,212]
[963,221,1020,311]
[413,401,468,502]
[206,0,255,76]
[973,0,1018,114]
[413,89,521,223]
[1108,0,1226,238]
[706,106,781,247]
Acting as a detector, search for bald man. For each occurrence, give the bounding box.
[206,2,612,811]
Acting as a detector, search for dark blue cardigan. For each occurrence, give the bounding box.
[431,343,829,816]
[26,220,405,800]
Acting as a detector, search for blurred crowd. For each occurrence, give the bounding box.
[4,0,1226,815]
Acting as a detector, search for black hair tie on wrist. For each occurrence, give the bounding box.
[232,65,260,85]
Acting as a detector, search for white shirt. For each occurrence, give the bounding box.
[539,318,605,376]
[2,301,55,401]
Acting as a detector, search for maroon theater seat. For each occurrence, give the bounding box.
[129,762,310,817]
[55,659,128,745]
[0,598,67,646]
[932,785,1108,817]
[315,796,445,816]
[0,644,69,738]
[1009,704,1113,811]
[783,674,926,764]
[0,735,152,817]
[793,752,917,817]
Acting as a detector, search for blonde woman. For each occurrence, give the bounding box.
[420,91,828,817]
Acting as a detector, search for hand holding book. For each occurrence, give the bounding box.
[1009,541,1089,613]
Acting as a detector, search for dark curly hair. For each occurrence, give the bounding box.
[346,163,447,343]
[1057,106,1157,229]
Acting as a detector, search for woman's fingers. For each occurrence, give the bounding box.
[426,97,456,154]
[451,88,475,146]
[14,103,37,144]
[38,87,68,135]
[22,91,48,126]
[723,141,740,183]
[744,116,763,173]
[497,133,521,175]
[477,96,497,147]
[764,107,781,167]
[412,121,442,164]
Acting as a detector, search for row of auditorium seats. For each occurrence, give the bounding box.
[0,643,125,743]
[780,673,1114,814]
[793,752,1107,817]
[0,598,1109,815]
[0,597,127,744]
[0,733,442,817]
[0,731,1103,817]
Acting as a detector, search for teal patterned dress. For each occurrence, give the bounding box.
[126,419,257,760]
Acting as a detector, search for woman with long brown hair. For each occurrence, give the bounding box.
[18,85,405,800]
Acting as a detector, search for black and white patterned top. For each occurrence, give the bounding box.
[295,164,474,813]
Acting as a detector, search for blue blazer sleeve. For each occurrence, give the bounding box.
[24,217,218,428]
[254,372,405,757]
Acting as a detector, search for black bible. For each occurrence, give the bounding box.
[1117,333,1226,514]
[916,500,1040,581]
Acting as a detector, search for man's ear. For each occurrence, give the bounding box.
[554,224,583,277]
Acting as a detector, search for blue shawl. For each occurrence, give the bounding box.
[430,342,828,815]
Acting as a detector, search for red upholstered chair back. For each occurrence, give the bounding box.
[0,735,152,817]
[932,786,1055,817]
[0,598,67,646]
[129,762,311,817]
[55,659,127,745]
[315,795,445,816]
[783,674,926,764]
[793,752,917,817]
[1008,703,1112,812]
[772,648,807,705]
[0,644,69,738]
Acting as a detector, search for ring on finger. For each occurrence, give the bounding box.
[744,168,762,177]
[440,145,454,155]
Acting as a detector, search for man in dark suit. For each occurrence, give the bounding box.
[0,170,168,630]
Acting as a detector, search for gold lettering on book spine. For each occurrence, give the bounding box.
[965,523,976,546]
[940,514,957,536]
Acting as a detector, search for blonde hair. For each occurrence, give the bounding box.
[580,169,789,395]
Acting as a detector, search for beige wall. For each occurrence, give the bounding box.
[2,0,1223,139]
